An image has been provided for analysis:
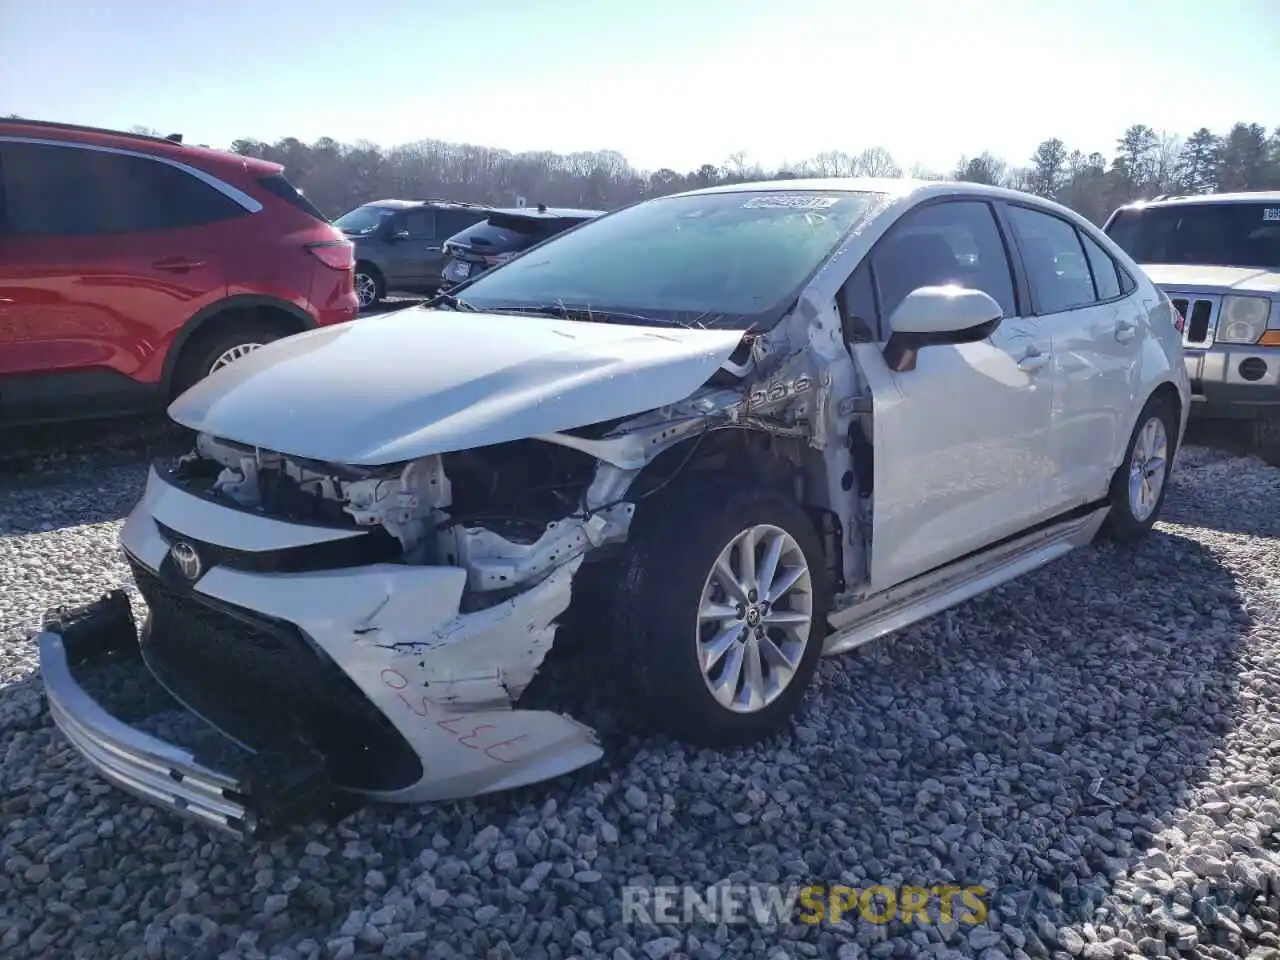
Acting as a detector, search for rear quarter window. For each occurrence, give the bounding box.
[256,173,327,221]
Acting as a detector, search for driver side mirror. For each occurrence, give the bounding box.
[882,285,1003,373]
[391,229,411,241]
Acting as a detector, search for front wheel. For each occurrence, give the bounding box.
[1102,395,1177,541]
[354,266,384,310]
[1252,415,1280,468]
[615,481,830,747]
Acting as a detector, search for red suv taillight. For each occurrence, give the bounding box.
[306,240,355,271]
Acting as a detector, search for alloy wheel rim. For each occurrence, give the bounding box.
[695,523,813,714]
[1128,416,1168,522]
[208,343,263,375]
[355,273,377,307]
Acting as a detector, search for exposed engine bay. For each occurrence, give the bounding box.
[164,301,878,618]
[170,431,630,599]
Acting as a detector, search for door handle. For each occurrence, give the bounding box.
[152,257,205,273]
[1017,348,1050,374]
[1115,320,1137,343]
[425,246,442,252]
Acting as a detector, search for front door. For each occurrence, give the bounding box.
[382,209,442,291]
[848,198,1057,591]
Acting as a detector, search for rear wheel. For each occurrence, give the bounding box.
[172,319,291,395]
[1101,395,1177,541]
[614,480,830,747]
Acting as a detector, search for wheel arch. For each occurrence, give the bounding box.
[626,425,847,592]
[1111,377,1185,471]
[162,295,317,396]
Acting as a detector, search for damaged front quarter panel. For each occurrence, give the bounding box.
[130,305,870,807]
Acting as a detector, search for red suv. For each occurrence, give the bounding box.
[0,119,359,425]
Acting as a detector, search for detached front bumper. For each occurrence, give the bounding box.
[1185,345,1280,420]
[38,465,605,838]
[38,592,332,840]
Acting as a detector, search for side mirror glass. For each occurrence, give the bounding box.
[882,285,1002,373]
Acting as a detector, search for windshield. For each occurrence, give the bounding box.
[1106,202,1280,270]
[455,190,881,329]
[333,204,396,236]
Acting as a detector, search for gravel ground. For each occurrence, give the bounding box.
[2,433,1280,960]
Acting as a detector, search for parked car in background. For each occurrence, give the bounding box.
[439,205,603,289]
[333,199,491,309]
[37,178,1188,837]
[1104,191,1280,462]
[0,118,358,426]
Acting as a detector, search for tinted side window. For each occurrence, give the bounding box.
[401,210,436,239]
[1,141,244,236]
[256,173,326,221]
[872,200,1017,322]
[2,141,103,235]
[1079,231,1122,300]
[1118,264,1137,295]
[1007,205,1096,314]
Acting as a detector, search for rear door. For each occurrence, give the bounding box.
[1004,203,1142,506]
[0,138,242,419]
[849,198,1058,590]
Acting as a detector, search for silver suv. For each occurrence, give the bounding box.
[1104,192,1280,462]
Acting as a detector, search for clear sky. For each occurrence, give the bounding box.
[2,0,1276,174]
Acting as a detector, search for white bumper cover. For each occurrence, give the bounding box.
[42,466,604,832]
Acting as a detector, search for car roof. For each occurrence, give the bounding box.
[487,207,603,219]
[1115,190,1280,210]
[366,198,490,211]
[668,176,1062,208]
[0,117,282,177]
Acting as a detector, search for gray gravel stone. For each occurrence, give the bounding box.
[4,439,1280,959]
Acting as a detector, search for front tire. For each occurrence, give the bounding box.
[355,265,384,310]
[1102,395,1177,541]
[615,481,830,747]
[1252,415,1280,468]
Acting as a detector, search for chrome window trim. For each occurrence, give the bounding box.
[0,135,263,213]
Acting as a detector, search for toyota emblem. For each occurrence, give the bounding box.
[169,541,203,581]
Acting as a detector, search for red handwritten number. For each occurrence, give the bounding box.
[435,717,492,745]
[380,668,525,762]
[483,735,530,763]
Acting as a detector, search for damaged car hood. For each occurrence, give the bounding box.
[168,307,747,465]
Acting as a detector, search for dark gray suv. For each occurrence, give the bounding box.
[333,199,490,308]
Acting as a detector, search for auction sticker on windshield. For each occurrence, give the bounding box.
[743,195,842,210]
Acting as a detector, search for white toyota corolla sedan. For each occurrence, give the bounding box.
[37,178,1190,838]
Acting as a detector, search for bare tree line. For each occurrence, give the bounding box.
[225,121,1280,225]
[9,114,1280,224]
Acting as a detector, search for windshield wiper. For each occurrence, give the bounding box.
[427,291,479,312]
[494,304,691,328]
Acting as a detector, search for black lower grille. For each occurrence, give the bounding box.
[129,559,423,793]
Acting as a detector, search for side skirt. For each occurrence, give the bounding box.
[823,504,1110,656]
